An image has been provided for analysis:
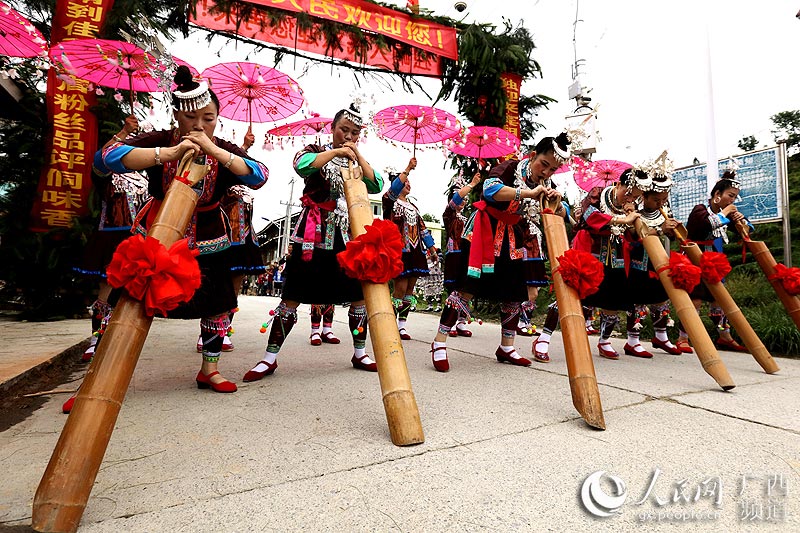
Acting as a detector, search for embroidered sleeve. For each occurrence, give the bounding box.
[101,143,136,173]
[364,169,383,194]
[294,151,319,178]
[385,176,404,201]
[583,205,613,232]
[450,191,465,208]
[482,177,504,200]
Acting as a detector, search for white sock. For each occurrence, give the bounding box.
[499,345,520,358]
[222,335,232,346]
[354,346,366,358]
[627,332,640,346]
[538,332,552,344]
[598,339,612,347]
[456,320,468,331]
[251,351,277,372]
[655,328,669,342]
[322,325,332,334]
[432,341,448,361]
[398,318,407,330]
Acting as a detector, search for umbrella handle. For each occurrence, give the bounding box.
[128,71,135,117]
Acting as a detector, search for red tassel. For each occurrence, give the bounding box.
[699,251,731,285]
[658,254,702,293]
[768,264,800,296]
[554,249,604,299]
[106,235,201,316]
[337,219,404,284]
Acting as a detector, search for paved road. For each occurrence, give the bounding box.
[1,295,798,532]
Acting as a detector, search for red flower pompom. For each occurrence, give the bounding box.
[337,219,403,284]
[106,235,201,316]
[556,249,604,299]
[666,253,702,293]
[768,263,800,296]
[699,251,731,285]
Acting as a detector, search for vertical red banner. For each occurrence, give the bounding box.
[500,72,522,140]
[30,0,114,231]
[500,72,522,161]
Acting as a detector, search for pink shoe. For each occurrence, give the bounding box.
[309,332,322,346]
[430,342,449,372]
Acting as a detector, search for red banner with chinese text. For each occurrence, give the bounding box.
[500,72,521,161]
[241,0,457,60]
[191,1,444,76]
[30,0,113,231]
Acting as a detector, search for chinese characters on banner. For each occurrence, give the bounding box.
[191,0,447,77]
[30,0,113,231]
[242,0,457,59]
[500,72,521,160]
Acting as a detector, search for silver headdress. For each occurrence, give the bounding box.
[172,80,212,112]
[720,159,741,189]
[342,99,365,127]
[552,131,572,164]
[634,150,673,193]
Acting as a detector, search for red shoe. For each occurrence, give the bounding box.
[309,332,322,346]
[62,395,76,414]
[651,338,683,355]
[715,338,749,353]
[623,343,653,358]
[430,343,449,372]
[196,371,237,393]
[221,336,234,352]
[321,331,341,344]
[242,360,278,382]
[597,342,620,360]
[455,327,472,337]
[448,329,458,337]
[351,354,378,372]
[81,345,95,363]
[675,339,694,354]
[586,326,600,335]
[399,328,412,340]
[495,346,532,367]
[531,338,550,363]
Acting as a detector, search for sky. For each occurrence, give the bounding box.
[158,0,800,232]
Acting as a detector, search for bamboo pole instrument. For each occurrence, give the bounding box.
[734,220,800,331]
[341,161,424,446]
[632,217,735,390]
[540,195,605,430]
[33,151,210,533]
[664,209,779,374]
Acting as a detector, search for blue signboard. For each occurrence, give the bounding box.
[670,146,783,224]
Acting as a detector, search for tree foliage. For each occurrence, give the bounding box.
[737,135,758,152]
[770,110,800,154]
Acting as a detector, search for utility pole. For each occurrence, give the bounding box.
[279,178,300,258]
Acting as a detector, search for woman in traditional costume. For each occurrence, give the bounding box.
[429,134,571,372]
[674,171,749,353]
[442,170,482,337]
[243,103,384,381]
[101,65,269,393]
[563,168,644,360]
[382,157,437,340]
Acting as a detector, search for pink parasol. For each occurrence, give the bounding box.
[573,159,632,192]
[445,125,520,161]
[201,62,304,126]
[49,38,197,109]
[0,2,47,58]
[373,105,461,156]
[268,113,332,136]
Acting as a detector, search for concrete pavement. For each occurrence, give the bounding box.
[1,295,798,532]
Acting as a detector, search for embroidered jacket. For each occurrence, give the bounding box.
[101,129,269,255]
[382,175,435,252]
[290,143,384,257]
